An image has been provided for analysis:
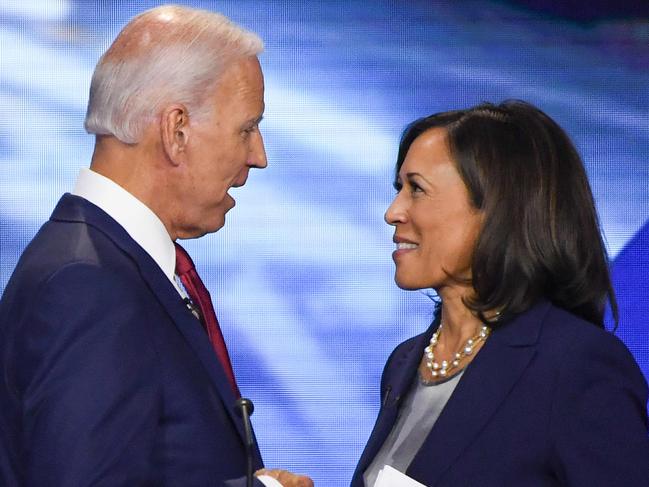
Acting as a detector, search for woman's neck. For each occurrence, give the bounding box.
[418,287,491,383]
[436,288,484,357]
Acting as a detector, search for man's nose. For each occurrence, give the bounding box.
[248,130,267,168]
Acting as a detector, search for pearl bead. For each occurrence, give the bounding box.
[422,321,490,379]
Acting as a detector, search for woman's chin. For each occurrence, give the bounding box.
[394,275,427,291]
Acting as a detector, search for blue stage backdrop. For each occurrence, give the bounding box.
[1,1,647,485]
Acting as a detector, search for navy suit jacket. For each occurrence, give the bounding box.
[352,300,649,486]
[0,194,264,486]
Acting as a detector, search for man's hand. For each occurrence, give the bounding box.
[256,468,314,487]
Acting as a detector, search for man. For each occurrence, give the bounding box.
[0,5,312,487]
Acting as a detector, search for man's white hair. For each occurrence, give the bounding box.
[84,5,263,144]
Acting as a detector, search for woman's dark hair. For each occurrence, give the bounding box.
[396,100,616,328]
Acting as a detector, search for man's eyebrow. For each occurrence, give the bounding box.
[242,115,263,130]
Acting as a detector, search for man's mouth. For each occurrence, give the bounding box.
[230,179,246,188]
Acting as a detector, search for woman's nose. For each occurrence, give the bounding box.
[385,194,407,225]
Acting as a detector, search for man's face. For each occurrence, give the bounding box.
[175,56,266,238]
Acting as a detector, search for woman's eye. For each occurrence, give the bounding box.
[410,183,423,194]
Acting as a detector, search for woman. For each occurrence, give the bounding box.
[352,101,649,486]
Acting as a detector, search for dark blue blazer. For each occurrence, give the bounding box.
[352,300,649,486]
[0,194,264,486]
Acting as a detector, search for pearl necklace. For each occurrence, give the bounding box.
[423,323,490,378]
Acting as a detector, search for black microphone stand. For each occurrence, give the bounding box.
[235,397,255,487]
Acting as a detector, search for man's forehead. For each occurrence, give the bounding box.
[212,59,264,115]
[219,57,263,91]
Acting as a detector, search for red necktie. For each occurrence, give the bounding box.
[174,243,240,397]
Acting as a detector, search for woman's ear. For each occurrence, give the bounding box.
[161,104,189,166]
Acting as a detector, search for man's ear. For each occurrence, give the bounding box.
[161,104,190,166]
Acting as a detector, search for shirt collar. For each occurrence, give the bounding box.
[72,168,180,292]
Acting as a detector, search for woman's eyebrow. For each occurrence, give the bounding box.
[406,172,432,186]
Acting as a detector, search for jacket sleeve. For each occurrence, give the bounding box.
[549,329,649,486]
[13,262,161,486]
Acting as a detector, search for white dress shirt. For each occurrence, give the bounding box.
[72,168,182,295]
[71,168,282,487]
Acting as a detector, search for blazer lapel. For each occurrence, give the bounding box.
[51,194,253,450]
[407,301,551,485]
[352,318,440,487]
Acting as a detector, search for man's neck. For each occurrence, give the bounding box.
[89,135,177,239]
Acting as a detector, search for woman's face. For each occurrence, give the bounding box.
[385,128,483,292]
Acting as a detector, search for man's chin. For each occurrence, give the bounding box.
[176,215,226,240]
[205,215,227,235]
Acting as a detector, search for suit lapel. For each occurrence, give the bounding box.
[352,318,440,487]
[407,301,551,485]
[51,194,253,450]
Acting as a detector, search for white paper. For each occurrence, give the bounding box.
[374,465,426,487]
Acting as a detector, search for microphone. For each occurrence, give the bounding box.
[382,385,392,408]
[182,297,202,321]
[235,397,255,487]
